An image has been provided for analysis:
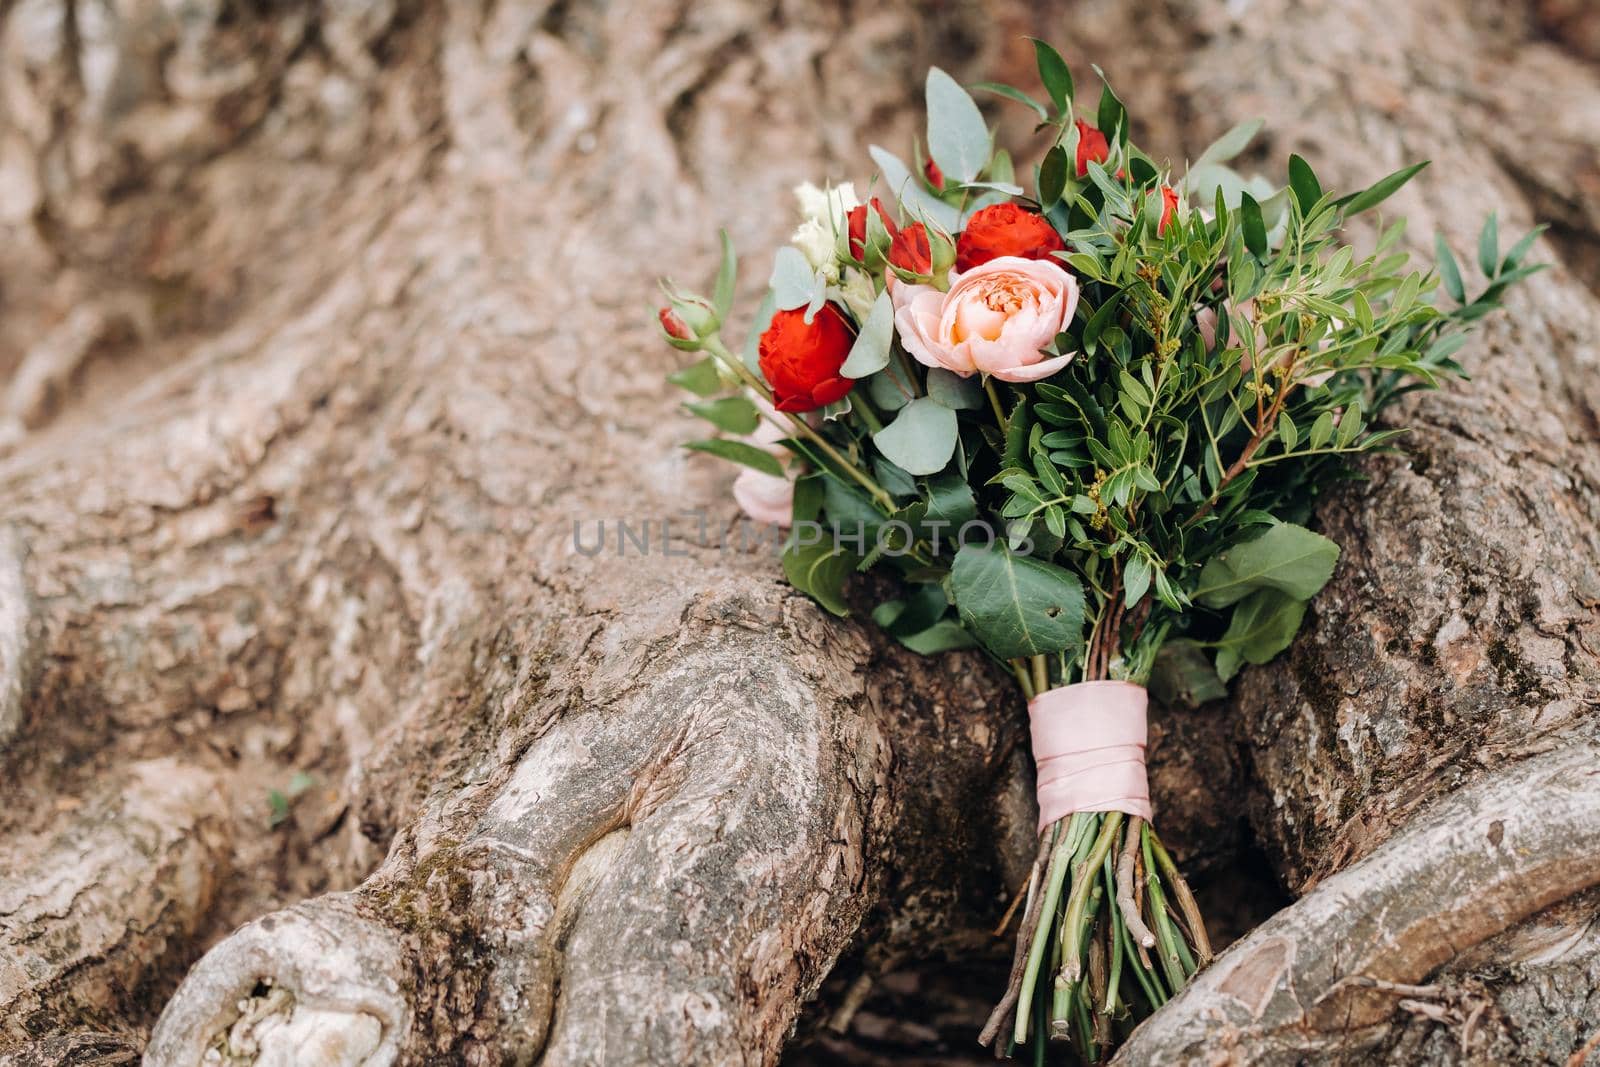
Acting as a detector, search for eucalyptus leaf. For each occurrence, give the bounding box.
[1192,523,1339,608]
[869,145,962,232]
[926,367,984,410]
[769,246,816,310]
[872,397,959,476]
[1191,118,1263,172]
[713,230,737,319]
[950,544,1087,660]
[743,289,778,375]
[926,67,991,184]
[868,363,915,412]
[840,290,895,378]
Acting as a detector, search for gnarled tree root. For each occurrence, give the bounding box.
[1114,742,1600,1064]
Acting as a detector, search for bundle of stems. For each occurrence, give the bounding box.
[980,613,1212,1063]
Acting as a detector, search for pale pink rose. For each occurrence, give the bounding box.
[732,396,795,527]
[732,468,794,526]
[892,256,1079,383]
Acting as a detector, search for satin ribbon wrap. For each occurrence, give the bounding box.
[1029,680,1153,831]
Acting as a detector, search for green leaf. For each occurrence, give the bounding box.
[685,438,783,477]
[1478,212,1499,279]
[743,289,778,375]
[1341,161,1429,216]
[926,67,991,184]
[1502,224,1545,271]
[667,357,723,397]
[972,81,1048,121]
[769,246,816,310]
[782,540,859,616]
[268,789,290,828]
[685,396,759,434]
[1309,410,1335,449]
[1192,522,1340,608]
[868,362,915,412]
[1214,588,1308,681]
[950,544,1087,659]
[1240,191,1268,258]
[1287,154,1322,215]
[1030,38,1074,112]
[924,470,978,529]
[1124,555,1152,608]
[1094,68,1126,142]
[1191,119,1263,172]
[926,367,984,410]
[1038,144,1070,208]
[840,290,895,378]
[872,397,959,476]
[1148,639,1228,707]
[713,230,737,320]
[898,619,977,654]
[869,145,962,233]
[1278,410,1298,450]
[1435,234,1465,304]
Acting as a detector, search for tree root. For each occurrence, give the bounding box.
[0,760,228,1046]
[0,527,33,751]
[1113,742,1600,1064]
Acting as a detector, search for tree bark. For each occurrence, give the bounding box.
[0,1,1594,1065]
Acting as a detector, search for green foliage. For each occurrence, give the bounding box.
[951,544,1087,659]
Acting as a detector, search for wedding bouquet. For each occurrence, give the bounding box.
[657,41,1537,1062]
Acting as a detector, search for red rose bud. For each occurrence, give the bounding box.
[1075,119,1109,178]
[955,203,1067,273]
[889,222,933,276]
[925,157,945,190]
[1157,185,1180,235]
[758,304,857,413]
[846,197,897,262]
[659,307,692,340]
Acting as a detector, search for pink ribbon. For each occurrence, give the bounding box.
[1029,680,1153,831]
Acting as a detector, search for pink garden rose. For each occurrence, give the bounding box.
[891,256,1080,383]
[731,397,796,527]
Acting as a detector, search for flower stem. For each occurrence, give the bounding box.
[985,376,1009,431]
[703,335,897,512]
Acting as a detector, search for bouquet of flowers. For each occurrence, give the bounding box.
[657,41,1537,1063]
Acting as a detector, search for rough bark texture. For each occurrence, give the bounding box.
[0,1,1594,1065]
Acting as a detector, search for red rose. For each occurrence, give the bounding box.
[1156,186,1180,235]
[759,305,856,412]
[955,203,1067,273]
[846,197,897,261]
[925,158,945,190]
[889,222,932,275]
[659,307,691,340]
[1075,119,1109,178]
